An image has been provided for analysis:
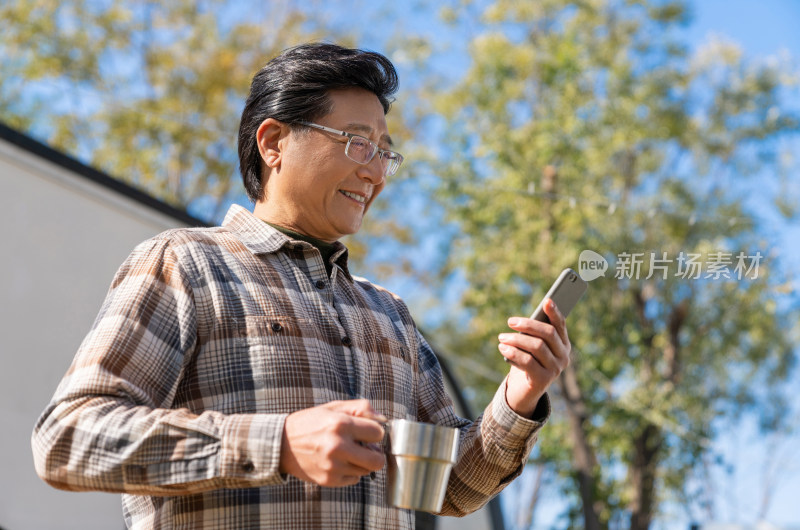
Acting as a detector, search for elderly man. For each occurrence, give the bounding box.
[32,43,571,529]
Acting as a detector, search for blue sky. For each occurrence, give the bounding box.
[686,0,800,58]
[683,3,800,526]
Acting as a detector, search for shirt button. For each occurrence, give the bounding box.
[315,280,326,289]
[271,322,283,332]
[242,461,255,473]
[341,336,353,347]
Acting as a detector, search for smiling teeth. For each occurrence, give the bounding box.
[341,191,367,203]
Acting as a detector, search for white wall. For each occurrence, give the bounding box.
[0,137,188,530]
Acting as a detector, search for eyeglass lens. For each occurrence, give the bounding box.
[345,136,401,176]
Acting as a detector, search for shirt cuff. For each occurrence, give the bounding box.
[219,413,288,486]
[489,376,550,448]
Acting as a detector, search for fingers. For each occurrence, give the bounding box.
[324,399,386,443]
[508,301,565,341]
[499,329,559,370]
[499,301,571,373]
[318,433,385,476]
[542,299,569,344]
[311,453,381,488]
[505,301,570,356]
[498,335,552,370]
[322,400,387,466]
[500,301,572,416]
[280,400,387,487]
[345,440,386,472]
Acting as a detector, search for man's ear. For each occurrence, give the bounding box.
[256,118,286,170]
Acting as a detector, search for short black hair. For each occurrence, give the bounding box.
[237,42,399,202]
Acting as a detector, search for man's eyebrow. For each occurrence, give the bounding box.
[344,122,394,147]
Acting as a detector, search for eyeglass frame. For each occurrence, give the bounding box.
[296,121,404,177]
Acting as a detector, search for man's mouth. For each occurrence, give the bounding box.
[340,190,368,204]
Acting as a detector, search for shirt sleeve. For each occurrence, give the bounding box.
[414,330,550,517]
[31,237,287,495]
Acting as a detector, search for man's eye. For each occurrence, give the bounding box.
[349,138,371,151]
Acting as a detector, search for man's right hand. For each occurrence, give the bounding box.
[279,399,387,487]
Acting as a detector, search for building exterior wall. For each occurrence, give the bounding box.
[0,133,192,529]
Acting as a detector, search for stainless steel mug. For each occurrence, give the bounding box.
[386,419,460,513]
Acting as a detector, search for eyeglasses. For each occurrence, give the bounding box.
[298,122,404,177]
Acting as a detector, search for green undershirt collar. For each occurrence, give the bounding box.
[263,221,339,276]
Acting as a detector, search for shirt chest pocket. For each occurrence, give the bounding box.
[190,315,347,414]
[243,315,349,412]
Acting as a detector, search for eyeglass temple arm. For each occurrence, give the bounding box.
[299,122,349,138]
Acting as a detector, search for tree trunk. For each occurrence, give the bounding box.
[541,163,603,529]
[559,363,604,530]
[627,294,684,530]
[629,423,662,530]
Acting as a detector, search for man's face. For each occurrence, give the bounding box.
[260,87,391,242]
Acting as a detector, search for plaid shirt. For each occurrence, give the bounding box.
[32,204,548,529]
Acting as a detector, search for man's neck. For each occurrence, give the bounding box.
[265,222,337,251]
[261,220,339,277]
[253,202,338,244]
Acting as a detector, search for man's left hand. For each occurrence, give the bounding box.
[498,299,571,417]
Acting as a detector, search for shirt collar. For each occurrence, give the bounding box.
[222,204,352,280]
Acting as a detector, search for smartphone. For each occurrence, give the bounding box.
[530,268,588,324]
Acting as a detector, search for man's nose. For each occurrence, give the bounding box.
[355,156,385,185]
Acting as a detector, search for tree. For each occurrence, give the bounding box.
[0,0,426,274]
[0,0,331,220]
[432,0,799,528]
